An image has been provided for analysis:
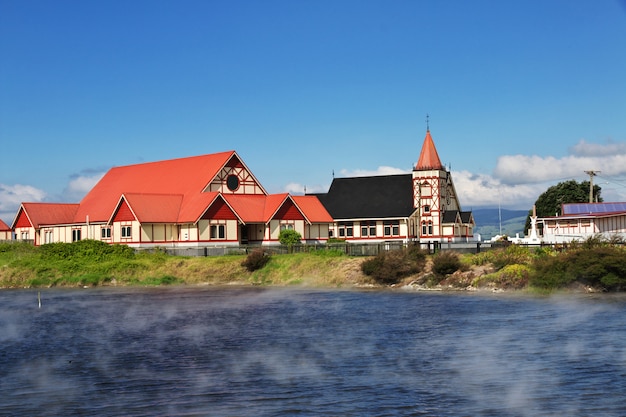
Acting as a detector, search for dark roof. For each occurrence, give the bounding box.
[313,174,415,219]
[442,210,474,224]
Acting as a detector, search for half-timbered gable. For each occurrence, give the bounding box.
[206,153,266,195]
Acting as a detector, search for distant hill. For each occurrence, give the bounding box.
[472,208,529,240]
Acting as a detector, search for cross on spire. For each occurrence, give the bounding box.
[426,114,430,132]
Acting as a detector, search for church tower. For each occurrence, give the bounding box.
[412,127,463,240]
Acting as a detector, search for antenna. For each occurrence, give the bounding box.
[332,169,335,178]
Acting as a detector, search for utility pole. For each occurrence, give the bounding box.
[584,170,600,203]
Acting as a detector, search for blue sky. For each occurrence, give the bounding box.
[2,0,626,224]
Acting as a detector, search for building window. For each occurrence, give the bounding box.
[360,221,376,237]
[44,230,53,244]
[226,175,239,191]
[101,227,111,239]
[210,224,225,239]
[72,229,82,242]
[338,222,353,237]
[280,222,295,231]
[383,220,399,237]
[423,205,430,213]
[121,226,131,238]
[421,221,434,236]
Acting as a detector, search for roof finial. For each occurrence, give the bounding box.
[426,114,430,132]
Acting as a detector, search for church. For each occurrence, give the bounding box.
[313,128,475,243]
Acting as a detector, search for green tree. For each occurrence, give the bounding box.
[524,180,602,233]
[278,229,302,247]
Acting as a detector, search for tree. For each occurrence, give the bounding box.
[524,179,602,233]
[278,229,302,247]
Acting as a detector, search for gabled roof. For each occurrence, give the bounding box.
[415,130,444,171]
[75,151,240,223]
[0,219,10,231]
[315,174,415,219]
[12,203,80,228]
[442,210,475,225]
[114,193,185,224]
[292,196,334,223]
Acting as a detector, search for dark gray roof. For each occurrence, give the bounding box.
[443,210,475,224]
[312,174,415,219]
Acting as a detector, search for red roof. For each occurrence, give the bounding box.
[75,151,243,223]
[13,203,80,228]
[0,219,10,231]
[292,196,334,223]
[415,130,444,170]
[119,193,185,223]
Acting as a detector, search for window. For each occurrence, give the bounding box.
[121,226,131,238]
[72,229,82,242]
[210,225,225,239]
[360,221,376,237]
[383,220,400,237]
[280,223,294,231]
[338,222,353,237]
[101,227,111,239]
[44,230,53,244]
[20,231,30,240]
[423,205,430,213]
[421,221,433,236]
[226,175,239,191]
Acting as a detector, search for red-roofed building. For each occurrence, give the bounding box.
[0,219,12,241]
[12,151,332,247]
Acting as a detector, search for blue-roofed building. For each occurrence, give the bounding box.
[539,202,626,243]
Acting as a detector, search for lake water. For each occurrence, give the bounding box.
[1,287,625,416]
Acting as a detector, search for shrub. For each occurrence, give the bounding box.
[278,229,302,246]
[530,246,626,291]
[361,247,426,285]
[432,251,462,277]
[241,249,271,272]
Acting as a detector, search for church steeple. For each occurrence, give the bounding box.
[415,129,444,171]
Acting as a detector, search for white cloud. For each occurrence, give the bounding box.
[452,170,545,210]
[570,139,626,157]
[494,140,626,184]
[339,166,410,177]
[0,183,47,224]
[61,172,105,201]
[283,182,328,195]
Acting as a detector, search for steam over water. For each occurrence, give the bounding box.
[1,287,625,416]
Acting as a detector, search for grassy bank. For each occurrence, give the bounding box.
[1,239,625,292]
[0,241,372,289]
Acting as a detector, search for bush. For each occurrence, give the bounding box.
[530,246,626,291]
[241,249,270,272]
[361,247,426,285]
[432,251,462,277]
[278,229,302,246]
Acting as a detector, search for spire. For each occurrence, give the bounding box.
[415,129,444,171]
